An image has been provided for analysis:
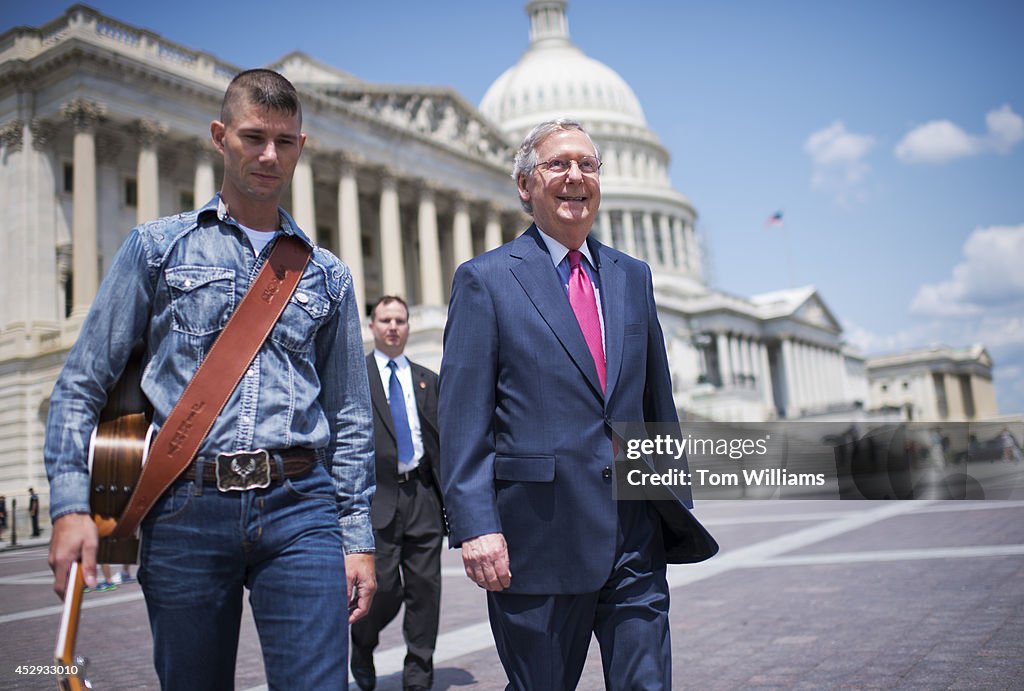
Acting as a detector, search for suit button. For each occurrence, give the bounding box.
[602,466,612,479]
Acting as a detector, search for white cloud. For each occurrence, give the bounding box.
[986,104,1024,153]
[895,105,1024,164]
[911,224,1024,316]
[804,121,875,203]
[894,120,978,164]
[846,224,1024,413]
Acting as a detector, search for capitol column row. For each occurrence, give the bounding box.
[135,119,164,225]
[621,210,638,258]
[758,341,775,414]
[716,332,732,389]
[378,171,405,297]
[193,142,216,207]
[484,206,503,252]
[63,99,104,318]
[417,184,444,305]
[336,157,365,306]
[292,155,317,243]
[657,214,674,270]
[780,337,798,416]
[452,196,473,268]
[641,212,658,267]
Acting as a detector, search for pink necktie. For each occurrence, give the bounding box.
[568,250,606,392]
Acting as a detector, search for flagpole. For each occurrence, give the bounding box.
[782,224,795,288]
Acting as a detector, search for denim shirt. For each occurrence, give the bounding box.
[44,196,376,553]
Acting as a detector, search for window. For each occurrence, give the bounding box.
[63,162,74,193]
[124,177,138,208]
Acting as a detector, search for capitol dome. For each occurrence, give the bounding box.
[480,1,648,138]
[480,0,704,290]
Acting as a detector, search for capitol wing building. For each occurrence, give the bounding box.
[0,1,996,495]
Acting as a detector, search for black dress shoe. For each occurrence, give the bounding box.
[351,664,376,691]
[403,686,429,691]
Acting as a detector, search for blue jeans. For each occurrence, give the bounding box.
[138,462,349,690]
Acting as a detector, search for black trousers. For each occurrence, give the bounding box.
[351,472,444,688]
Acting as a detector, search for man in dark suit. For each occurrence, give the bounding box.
[352,295,445,691]
[439,119,717,690]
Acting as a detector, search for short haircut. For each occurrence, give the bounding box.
[370,295,409,321]
[220,69,302,126]
[512,118,600,214]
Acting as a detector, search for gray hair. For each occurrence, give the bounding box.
[512,118,600,214]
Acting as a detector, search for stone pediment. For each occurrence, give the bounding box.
[313,83,512,167]
[271,51,361,86]
[794,294,841,331]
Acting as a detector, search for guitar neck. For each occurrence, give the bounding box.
[54,561,84,668]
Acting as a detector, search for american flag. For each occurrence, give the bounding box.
[765,211,784,228]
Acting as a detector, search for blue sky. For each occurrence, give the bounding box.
[5,1,1023,413]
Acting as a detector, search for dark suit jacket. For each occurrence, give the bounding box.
[366,353,444,531]
[439,225,717,595]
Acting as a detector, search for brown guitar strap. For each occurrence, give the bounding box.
[110,234,312,539]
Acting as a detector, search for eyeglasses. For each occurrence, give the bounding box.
[535,156,602,175]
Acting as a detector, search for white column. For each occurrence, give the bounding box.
[742,337,756,388]
[815,346,828,407]
[621,210,637,257]
[716,333,733,388]
[417,185,443,305]
[641,212,658,266]
[292,157,317,241]
[672,217,687,270]
[597,210,612,247]
[798,342,815,411]
[781,338,798,416]
[135,119,163,224]
[64,100,103,317]
[484,205,503,252]
[758,341,775,414]
[337,157,364,308]
[452,196,473,268]
[685,222,699,273]
[193,144,216,207]
[378,172,405,297]
[658,214,675,269]
[832,349,844,405]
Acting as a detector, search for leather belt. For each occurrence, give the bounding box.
[397,465,428,484]
[184,447,317,485]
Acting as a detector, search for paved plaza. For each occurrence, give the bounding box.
[2,498,1022,690]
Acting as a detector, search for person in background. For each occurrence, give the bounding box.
[351,296,445,691]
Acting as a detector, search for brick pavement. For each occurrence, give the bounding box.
[1,500,1021,690]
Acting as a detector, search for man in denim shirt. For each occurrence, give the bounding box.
[45,69,376,690]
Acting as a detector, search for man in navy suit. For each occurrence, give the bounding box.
[352,296,445,691]
[439,119,717,690]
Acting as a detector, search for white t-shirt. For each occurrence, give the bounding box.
[238,223,279,257]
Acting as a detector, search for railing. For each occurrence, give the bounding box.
[2,4,240,86]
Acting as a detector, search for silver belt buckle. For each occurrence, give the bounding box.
[215,449,272,492]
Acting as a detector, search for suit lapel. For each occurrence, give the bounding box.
[366,354,395,440]
[509,226,604,399]
[590,237,624,402]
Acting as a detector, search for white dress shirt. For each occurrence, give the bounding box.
[373,349,424,474]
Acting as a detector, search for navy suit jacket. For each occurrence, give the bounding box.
[439,226,717,595]
[366,354,444,531]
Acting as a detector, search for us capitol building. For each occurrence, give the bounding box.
[0,1,997,496]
